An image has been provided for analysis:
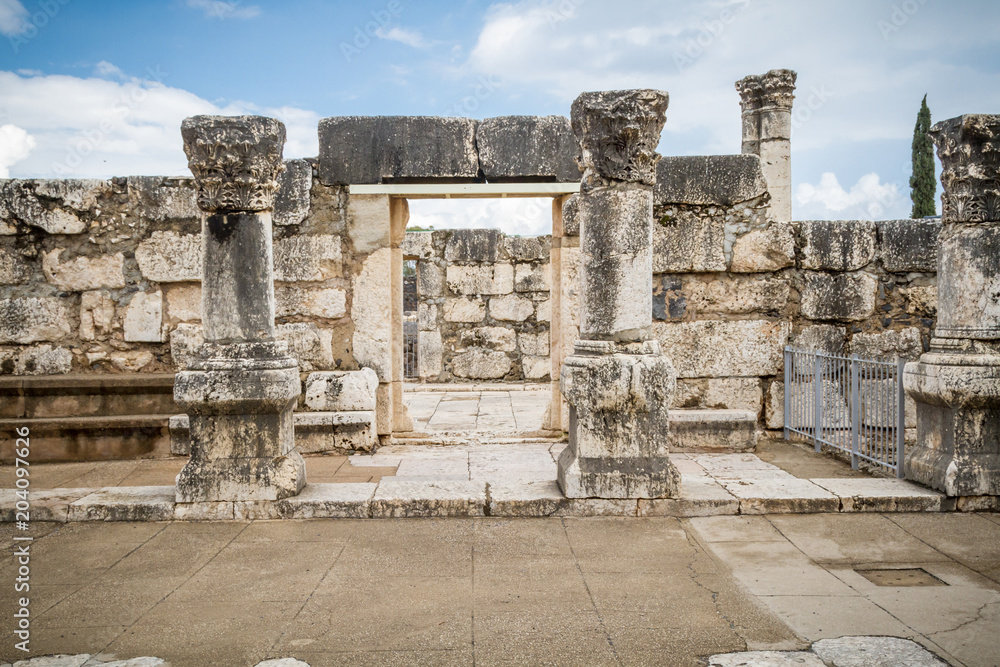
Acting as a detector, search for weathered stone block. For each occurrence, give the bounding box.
[704,378,763,412]
[800,272,877,322]
[0,180,88,234]
[417,302,437,330]
[791,324,846,354]
[318,116,479,185]
[351,248,391,380]
[127,176,200,221]
[42,249,126,291]
[847,327,923,360]
[445,229,503,262]
[304,367,379,411]
[452,349,511,379]
[294,412,377,454]
[654,154,767,206]
[163,284,202,323]
[460,326,516,352]
[668,409,757,452]
[562,194,581,236]
[277,323,334,371]
[0,297,71,344]
[798,220,876,271]
[123,291,165,342]
[535,298,551,323]
[518,331,550,356]
[0,344,72,375]
[33,178,109,210]
[169,323,203,369]
[765,381,784,429]
[878,218,940,272]
[274,234,342,281]
[417,261,443,297]
[273,158,312,226]
[522,355,550,380]
[489,294,534,322]
[653,320,789,378]
[419,330,443,379]
[653,215,726,272]
[903,284,936,316]
[935,222,1000,339]
[683,276,789,315]
[275,286,347,319]
[446,263,513,295]
[443,297,485,323]
[110,350,154,372]
[80,290,116,339]
[506,235,550,262]
[514,263,550,293]
[730,224,795,273]
[135,231,202,283]
[347,194,390,256]
[402,231,435,259]
[476,115,579,182]
[0,246,30,284]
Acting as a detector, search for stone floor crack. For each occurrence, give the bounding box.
[926,600,998,638]
[680,520,747,648]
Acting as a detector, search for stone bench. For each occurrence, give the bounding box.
[668,409,758,452]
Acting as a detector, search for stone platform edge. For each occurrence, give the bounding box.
[3,476,992,522]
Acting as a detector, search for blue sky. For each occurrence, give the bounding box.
[0,0,998,232]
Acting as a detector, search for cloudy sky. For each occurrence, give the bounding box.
[0,0,997,233]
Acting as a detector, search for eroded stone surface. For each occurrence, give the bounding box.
[800,272,877,321]
[476,115,579,182]
[42,249,125,291]
[304,368,379,411]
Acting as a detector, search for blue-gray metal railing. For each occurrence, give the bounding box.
[783,346,905,478]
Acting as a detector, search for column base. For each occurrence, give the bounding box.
[904,352,1000,497]
[556,340,680,499]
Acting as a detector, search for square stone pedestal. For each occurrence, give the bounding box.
[175,343,306,503]
[557,340,680,499]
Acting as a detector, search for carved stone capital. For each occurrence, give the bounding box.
[735,75,763,113]
[930,114,1000,222]
[181,115,286,213]
[759,69,797,109]
[571,89,668,189]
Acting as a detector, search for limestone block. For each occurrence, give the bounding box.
[274,234,342,281]
[347,194,391,255]
[417,303,437,330]
[80,290,115,339]
[370,479,486,517]
[522,355,551,380]
[452,349,511,379]
[277,323,334,371]
[351,248,391,380]
[169,323,203,369]
[0,180,87,234]
[0,246,30,284]
[402,231,435,259]
[653,215,726,272]
[0,296,71,343]
[163,284,202,323]
[319,115,479,185]
[273,158,312,226]
[506,235,550,262]
[33,178,110,210]
[443,297,485,323]
[704,378,762,412]
[791,324,846,354]
[135,231,201,283]
[110,350,154,372]
[654,154,767,207]
[514,263,550,293]
[730,224,795,273]
[123,291,165,342]
[562,194,581,236]
[813,636,947,667]
[127,176,200,221]
[800,272,877,321]
[304,367,379,411]
[935,222,1000,339]
[417,262,443,297]
[460,326,516,352]
[275,286,347,319]
[535,298,551,323]
[847,327,923,360]
[446,263,513,295]
[445,229,503,262]
[683,276,789,315]
[419,330,443,379]
[903,284,936,316]
[477,115,579,181]
[668,409,758,451]
[878,218,940,272]
[42,249,125,291]
[654,320,789,378]
[518,331,550,356]
[766,381,784,429]
[798,220,877,271]
[708,652,825,667]
[0,344,72,374]
[490,294,534,322]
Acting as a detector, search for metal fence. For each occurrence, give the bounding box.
[783,346,906,478]
[403,316,419,379]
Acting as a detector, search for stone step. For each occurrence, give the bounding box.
[668,409,758,452]
[0,373,178,419]
[0,414,171,463]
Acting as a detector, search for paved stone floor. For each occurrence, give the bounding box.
[403,384,551,434]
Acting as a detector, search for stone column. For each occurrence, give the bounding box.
[174,115,306,503]
[556,90,680,499]
[735,69,796,222]
[904,114,1000,498]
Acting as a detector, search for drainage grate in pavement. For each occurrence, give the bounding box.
[855,567,947,587]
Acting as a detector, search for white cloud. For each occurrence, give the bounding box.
[795,172,903,221]
[94,61,126,79]
[375,26,428,49]
[0,124,35,177]
[0,69,318,179]
[186,0,261,20]
[0,0,28,36]
[408,198,553,236]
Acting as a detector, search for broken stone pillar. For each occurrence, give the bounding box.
[174,115,306,503]
[736,69,796,222]
[904,114,1000,498]
[556,90,680,499]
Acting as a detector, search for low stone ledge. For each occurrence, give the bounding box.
[668,409,758,452]
[370,478,486,518]
[0,488,93,522]
[718,477,841,514]
[236,483,376,520]
[68,486,175,522]
[487,480,638,517]
[811,478,949,512]
[637,478,740,517]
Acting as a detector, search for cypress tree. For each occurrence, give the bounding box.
[910,95,936,218]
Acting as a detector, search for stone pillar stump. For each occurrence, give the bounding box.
[174,115,306,503]
[556,90,680,499]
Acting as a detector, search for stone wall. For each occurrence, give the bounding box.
[403,229,551,382]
